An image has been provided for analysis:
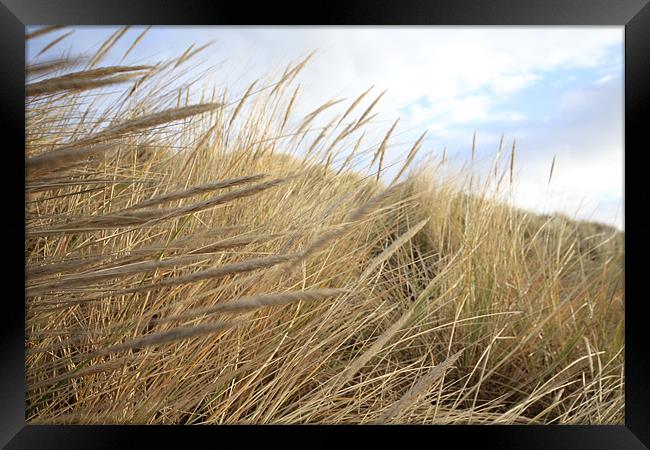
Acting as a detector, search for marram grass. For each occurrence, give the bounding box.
[25,29,624,425]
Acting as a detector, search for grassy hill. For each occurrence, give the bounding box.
[25,32,624,424]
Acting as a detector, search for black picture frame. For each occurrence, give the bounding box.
[3,1,648,448]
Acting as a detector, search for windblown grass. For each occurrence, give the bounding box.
[25,28,624,425]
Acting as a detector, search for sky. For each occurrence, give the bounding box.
[26,26,624,229]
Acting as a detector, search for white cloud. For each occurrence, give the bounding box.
[505,74,623,228]
[27,26,624,228]
[408,94,492,127]
[596,74,616,85]
[168,27,621,125]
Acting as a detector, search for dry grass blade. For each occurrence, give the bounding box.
[36,30,75,57]
[335,132,365,176]
[297,98,347,135]
[359,218,430,281]
[27,254,213,296]
[288,183,403,269]
[187,233,283,255]
[281,84,301,132]
[347,182,403,223]
[27,226,247,279]
[286,50,316,83]
[27,143,116,174]
[471,130,477,161]
[26,57,85,76]
[337,85,374,128]
[121,26,152,61]
[149,177,287,224]
[371,119,398,168]
[311,100,345,123]
[494,133,505,178]
[306,115,339,158]
[354,89,386,128]
[28,356,132,391]
[43,65,154,83]
[174,44,196,70]
[269,51,314,97]
[374,350,464,423]
[26,72,146,97]
[28,178,285,236]
[126,174,268,210]
[28,255,106,280]
[338,308,413,388]
[509,139,516,186]
[354,112,379,131]
[88,26,130,68]
[228,80,259,129]
[89,320,240,358]
[373,118,399,181]
[184,41,216,63]
[332,257,455,390]
[549,154,557,185]
[113,254,297,296]
[26,25,65,40]
[390,131,427,186]
[156,288,349,323]
[54,103,222,151]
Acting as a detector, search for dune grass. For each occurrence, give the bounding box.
[25,29,624,425]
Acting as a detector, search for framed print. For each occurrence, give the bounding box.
[2,0,648,448]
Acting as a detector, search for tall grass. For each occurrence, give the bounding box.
[25,29,624,425]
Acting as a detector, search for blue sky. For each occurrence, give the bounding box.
[26,26,624,229]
